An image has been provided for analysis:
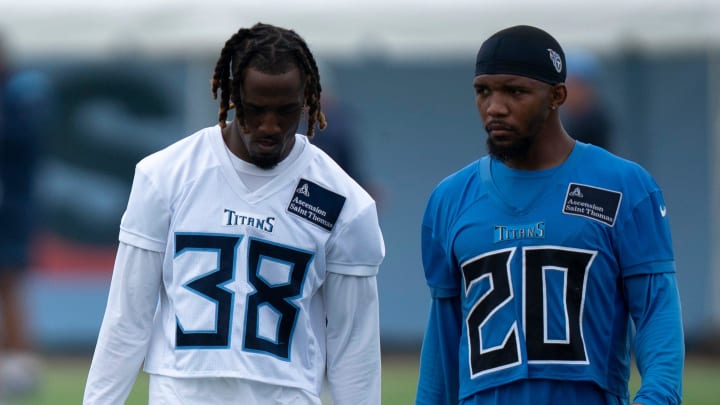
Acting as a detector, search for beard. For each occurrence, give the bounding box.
[249,152,281,170]
[485,112,547,162]
[486,133,535,162]
[248,136,295,170]
[252,158,279,169]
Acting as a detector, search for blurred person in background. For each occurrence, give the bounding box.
[310,62,366,185]
[416,25,683,405]
[562,50,612,151]
[310,61,383,205]
[83,22,384,405]
[0,32,49,398]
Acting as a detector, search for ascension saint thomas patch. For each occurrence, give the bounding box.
[287,179,346,231]
[562,183,622,226]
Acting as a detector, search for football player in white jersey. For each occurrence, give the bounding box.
[83,22,385,405]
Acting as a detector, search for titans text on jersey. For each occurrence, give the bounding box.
[223,209,276,232]
[493,222,545,243]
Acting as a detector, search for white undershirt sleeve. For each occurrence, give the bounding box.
[83,242,163,405]
[324,271,381,405]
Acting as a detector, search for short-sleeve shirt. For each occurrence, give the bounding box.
[120,126,384,395]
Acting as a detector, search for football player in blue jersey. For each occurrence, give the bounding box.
[416,25,684,405]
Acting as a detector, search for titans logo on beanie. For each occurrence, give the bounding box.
[475,25,566,85]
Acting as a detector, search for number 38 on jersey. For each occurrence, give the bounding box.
[173,232,313,361]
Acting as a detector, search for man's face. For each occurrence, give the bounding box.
[473,74,553,161]
[232,66,305,169]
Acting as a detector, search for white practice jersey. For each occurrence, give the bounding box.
[118,126,384,396]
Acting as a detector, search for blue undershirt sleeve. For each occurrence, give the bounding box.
[625,272,684,405]
[416,296,462,405]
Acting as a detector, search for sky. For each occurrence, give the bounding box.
[2,0,720,60]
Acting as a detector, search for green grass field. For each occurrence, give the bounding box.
[6,355,719,404]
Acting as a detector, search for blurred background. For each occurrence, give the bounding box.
[1,0,720,401]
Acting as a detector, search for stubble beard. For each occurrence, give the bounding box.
[250,153,281,170]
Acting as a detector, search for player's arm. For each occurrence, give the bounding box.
[323,199,383,405]
[625,272,684,405]
[83,242,163,404]
[324,271,381,405]
[415,292,461,405]
[416,194,463,405]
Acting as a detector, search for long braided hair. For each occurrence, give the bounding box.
[211,23,327,137]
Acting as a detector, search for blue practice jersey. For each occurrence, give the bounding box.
[421,142,676,400]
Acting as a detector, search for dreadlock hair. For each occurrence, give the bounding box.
[211,22,327,138]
